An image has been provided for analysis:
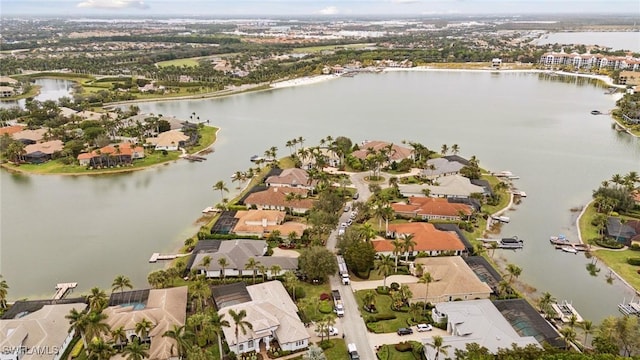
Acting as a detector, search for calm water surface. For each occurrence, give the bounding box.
[535,31,640,52]
[0,78,74,109]
[2,71,639,322]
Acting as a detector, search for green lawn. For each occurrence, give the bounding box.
[354,290,425,333]
[594,249,640,291]
[578,202,601,242]
[291,43,375,53]
[376,343,423,360]
[188,126,218,154]
[156,57,202,68]
[481,175,511,215]
[323,339,349,360]
[296,281,332,322]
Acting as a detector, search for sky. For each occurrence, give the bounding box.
[1,0,639,17]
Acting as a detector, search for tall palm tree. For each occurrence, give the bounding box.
[440,144,449,156]
[391,239,403,272]
[212,180,229,203]
[122,338,149,360]
[362,290,376,312]
[451,144,460,155]
[559,326,577,350]
[135,318,154,341]
[199,255,212,276]
[427,335,451,360]
[87,338,116,360]
[360,223,377,241]
[229,309,253,355]
[324,313,337,340]
[85,311,110,341]
[86,287,108,312]
[418,272,433,310]
[111,275,133,293]
[581,320,595,348]
[163,324,194,360]
[283,271,300,301]
[270,264,282,279]
[218,257,228,283]
[190,279,210,312]
[66,308,89,348]
[402,233,417,262]
[0,275,8,310]
[244,257,260,284]
[111,326,127,348]
[375,254,395,289]
[537,291,556,320]
[506,263,522,286]
[209,312,230,360]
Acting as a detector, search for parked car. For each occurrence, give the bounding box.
[417,323,433,332]
[397,327,413,336]
[317,326,339,336]
[352,192,359,200]
[344,205,351,212]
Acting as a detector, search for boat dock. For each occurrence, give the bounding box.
[618,300,640,316]
[53,282,78,300]
[549,235,590,252]
[552,300,583,323]
[149,253,189,263]
[183,155,207,162]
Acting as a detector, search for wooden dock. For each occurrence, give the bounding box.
[183,155,207,162]
[53,282,78,300]
[149,253,189,263]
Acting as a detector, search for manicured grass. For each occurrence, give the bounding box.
[0,85,42,100]
[354,290,419,333]
[291,43,374,53]
[376,343,421,360]
[188,126,218,154]
[481,175,511,215]
[156,57,202,68]
[296,281,332,322]
[278,156,296,169]
[322,339,349,360]
[578,202,601,242]
[594,249,640,291]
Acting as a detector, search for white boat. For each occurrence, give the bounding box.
[492,215,510,223]
[552,300,583,323]
[507,175,520,180]
[202,206,220,214]
[561,246,578,254]
[496,171,513,177]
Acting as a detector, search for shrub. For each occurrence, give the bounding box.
[395,342,413,352]
[376,286,390,295]
[390,282,400,291]
[627,258,640,266]
[318,300,333,314]
[319,341,333,350]
[295,286,306,299]
[595,238,624,249]
[631,243,640,251]
[70,339,84,359]
[319,293,330,301]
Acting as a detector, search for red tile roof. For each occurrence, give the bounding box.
[351,141,413,162]
[392,197,472,217]
[0,125,25,136]
[244,187,314,210]
[373,222,465,252]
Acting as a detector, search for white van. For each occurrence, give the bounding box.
[348,343,360,360]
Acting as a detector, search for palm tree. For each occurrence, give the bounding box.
[506,263,522,286]
[87,338,116,360]
[283,271,300,301]
[86,287,108,312]
[199,255,212,276]
[418,272,433,310]
[0,275,8,310]
[244,257,260,284]
[229,309,253,355]
[427,335,451,360]
[451,144,460,155]
[135,318,154,340]
[360,223,377,241]
[391,239,403,272]
[218,257,228,283]
[440,144,449,156]
[559,326,577,350]
[537,291,556,320]
[270,264,282,279]
[66,308,89,348]
[209,312,230,360]
[190,279,210,312]
[581,320,595,348]
[212,180,229,203]
[122,338,149,360]
[163,324,194,360]
[362,290,376,312]
[375,254,395,289]
[111,275,133,293]
[111,326,128,348]
[402,233,417,262]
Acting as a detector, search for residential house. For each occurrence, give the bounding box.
[145,129,190,151]
[266,168,316,190]
[619,71,640,86]
[76,110,117,122]
[102,286,188,360]
[216,281,309,355]
[407,256,492,304]
[0,86,15,98]
[401,174,486,199]
[188,239,298,278]
[300,147,340,169]
[23,140,64,164]
[1,300,87,360]
[58,107,78,118]
[425,299,539,359]
[373,222,467,257]
[351,140,413,163]
[391,197,473,221]
[77,143,145,167]
[421,158,465,178]
[0,76,18,85]
[540,51,640,71]
[605,217,638,244]
[232,210,306,238]
[12,128,48,144]
[244,187,314,214]
[0,125,26,136]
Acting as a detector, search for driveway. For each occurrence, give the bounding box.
[350,275,419,291]
[367,326,448,349]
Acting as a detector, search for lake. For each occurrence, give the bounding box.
[535,31,640,52]
[2,70,639,322]
[0,78,75,109]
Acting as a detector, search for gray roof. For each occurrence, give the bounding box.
[423,175,486,198]
[422,158,465,177]
[606,217,637,240]
[424,299,539,359]
[191,239,298,272]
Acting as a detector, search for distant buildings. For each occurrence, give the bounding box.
[540,52,640,71]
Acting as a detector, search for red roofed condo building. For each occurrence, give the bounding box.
[392,196,472,221]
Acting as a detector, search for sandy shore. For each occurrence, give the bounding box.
[270,74,339,89]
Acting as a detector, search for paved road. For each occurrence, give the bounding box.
[368,326,448,349]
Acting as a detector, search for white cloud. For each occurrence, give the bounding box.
[318,6,338,15]
[77,0,148,9]
[391,0,421,3]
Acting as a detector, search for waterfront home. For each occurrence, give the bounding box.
[188,239,298,278]
[12,128,48,144]
[391,196,473,221]
[0,125,26,136]
[244,187,314,214]
[266,168,316,190]
[401,174,486,199]
[421,157,465,178]
[145,129,190,151]
[23,140,64,164]
[232,209,307,238]
[372,222,467,257]
[351,140,414,163]
[0,76,18,85]
[103,286,188,360]
[407,256,492,303]
[76,110,117,122]
[215,281,309,356]
[0,299,87,360]
[605,217,638,244]
[0,86,16,98]
[425,299,539,360]
[77,142,145,167]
